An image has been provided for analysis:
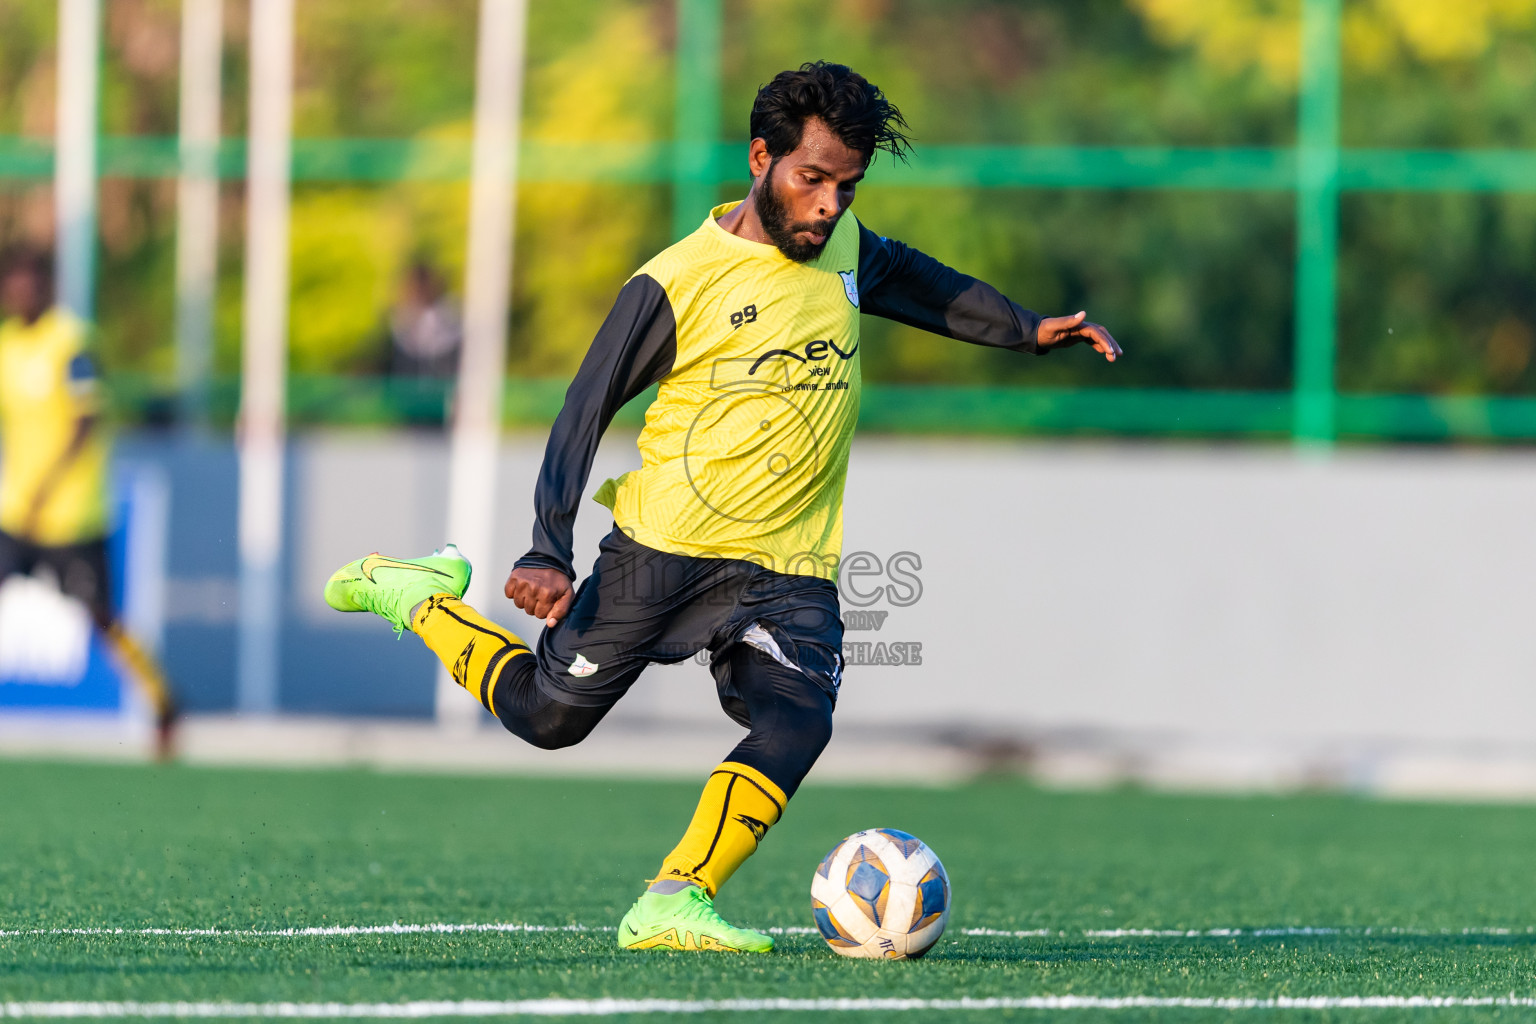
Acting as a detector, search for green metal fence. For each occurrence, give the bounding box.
[6,0,1536,442]
[5,136,1536,191]
[101,373,1536,443]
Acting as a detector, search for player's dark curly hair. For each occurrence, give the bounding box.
[749,61,911,165]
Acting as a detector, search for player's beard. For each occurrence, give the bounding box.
[756,157,838,263]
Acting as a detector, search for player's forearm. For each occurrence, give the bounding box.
[517,275,678,577]
[518,412,592,581]
[857,226,1044,353]
[935,278,1044,353]
[870,271,1044,353]
[517,372,622,580]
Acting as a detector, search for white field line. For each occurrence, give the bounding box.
[0,924,818,939]
[0,925,614,939]
[969,925,1536,938]
[5,923,1534,940]
[8,996,1536,1017]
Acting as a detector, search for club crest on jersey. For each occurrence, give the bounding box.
[568,653,599,677]
[838,270,859,308]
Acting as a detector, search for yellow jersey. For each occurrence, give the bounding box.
[599,202,863,577]
[516,201,1045,582]
[0,307,110,545]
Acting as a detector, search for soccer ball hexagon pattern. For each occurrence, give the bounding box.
[810,828,950,959]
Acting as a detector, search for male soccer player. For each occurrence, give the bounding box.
[0,246,179,757]
[327,62,1120,952]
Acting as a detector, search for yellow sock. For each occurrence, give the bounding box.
[654,761,787,896]
[412,595,532,712]
[102,624,175,721]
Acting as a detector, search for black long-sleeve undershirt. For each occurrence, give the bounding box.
[855,224,1043,354]
[513,274,676,581]
[516,228,1044,579]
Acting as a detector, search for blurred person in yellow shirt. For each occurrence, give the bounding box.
[0,246,178,757]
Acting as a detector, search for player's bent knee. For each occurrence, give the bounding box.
[496,712,582,750]
[511,725,569,750]
[759,691,835,771]
[496,694,606,751]
[484,656,607,750]
[789,700,834,758]
[515,718,590,750]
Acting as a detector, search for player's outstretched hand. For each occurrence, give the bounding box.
[1037,311,1121,362]
[505,566,574,628]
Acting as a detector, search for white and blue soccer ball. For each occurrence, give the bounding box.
[810,828,950,959]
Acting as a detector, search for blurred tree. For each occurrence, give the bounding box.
[1130,0,1536,85]
[509,1,672,377]
[286,187,410,374]
[1338,193,1536,394]
[292,0,477,137]
[3,0,1536,413]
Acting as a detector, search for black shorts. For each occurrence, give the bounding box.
[531,526,844,727]
[0,529,115,625]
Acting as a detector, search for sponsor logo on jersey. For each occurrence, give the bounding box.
[747,337,858,376]
[568,653,600,677]
[838,270,859,307]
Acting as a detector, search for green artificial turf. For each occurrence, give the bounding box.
[5,759,1536,1021]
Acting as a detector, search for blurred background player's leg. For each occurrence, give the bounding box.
[0,529,38,588]
[48,540,179,759]
[102,623,178,759]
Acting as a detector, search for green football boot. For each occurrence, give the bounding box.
[323,545,472,635]
[617,886,773,953]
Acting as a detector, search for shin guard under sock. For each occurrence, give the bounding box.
[653,761,786,897]
[412,595,532,713]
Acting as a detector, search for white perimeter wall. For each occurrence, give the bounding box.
[840,440,1536,743]
[295,434,1536,788]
